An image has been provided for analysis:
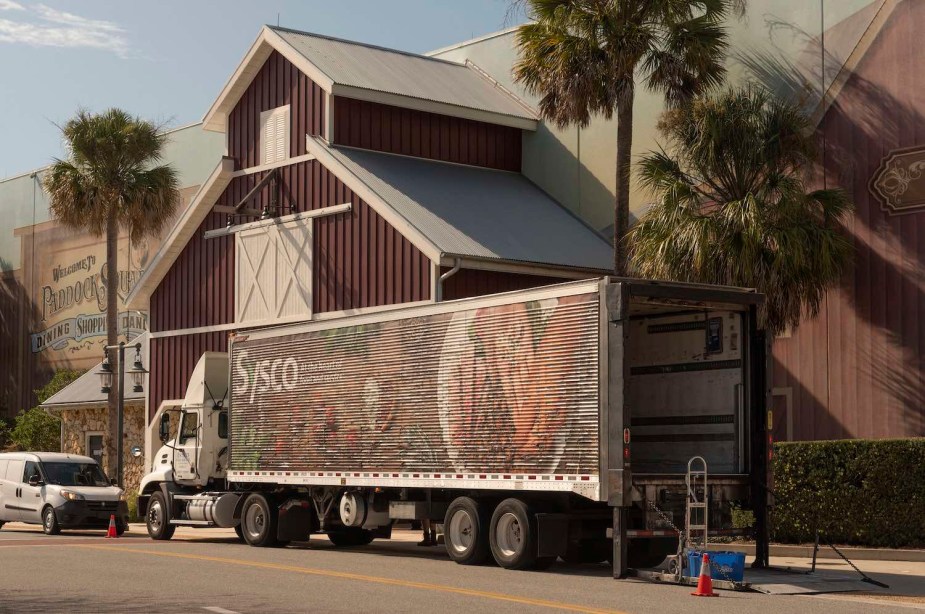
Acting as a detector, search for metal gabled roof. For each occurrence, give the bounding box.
[306,136,613,272]
[267,26,537,126]
[41,334,148,410]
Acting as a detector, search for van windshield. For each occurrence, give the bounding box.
[41,462,110,487]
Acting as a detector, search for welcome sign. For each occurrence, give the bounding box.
[15,220,158,366]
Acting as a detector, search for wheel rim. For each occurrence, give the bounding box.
[44,510,53,530]
[148,501,163,532]
[244,502,266,541]
[448,509,474,554]
[495,512,523,558]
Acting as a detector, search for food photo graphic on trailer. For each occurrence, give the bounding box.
[231,293,600,476]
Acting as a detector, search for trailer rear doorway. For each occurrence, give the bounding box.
[620,293,758,569]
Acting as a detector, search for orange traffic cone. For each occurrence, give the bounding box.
[691,553,718,597]
[105,514,118,539]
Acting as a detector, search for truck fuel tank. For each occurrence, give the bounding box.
[186,493,241,527]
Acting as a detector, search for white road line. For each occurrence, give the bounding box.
[202,608,241,614]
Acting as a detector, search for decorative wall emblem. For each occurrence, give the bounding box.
[870,146,925,215]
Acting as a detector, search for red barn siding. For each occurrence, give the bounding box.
[441,268,566,301]
[214,159,431,313]
[334,96,522,171]
[149,212,234,333]
[227,50,326,170]
[774,0,925,440]
[149,332,228,420]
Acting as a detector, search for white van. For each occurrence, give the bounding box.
[0,452,128,535]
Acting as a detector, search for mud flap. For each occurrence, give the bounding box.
[536,513,569,558]
[277,499,315,542]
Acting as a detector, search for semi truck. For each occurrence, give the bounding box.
[138,277,770,577]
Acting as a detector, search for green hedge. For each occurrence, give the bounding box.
[771,438,925,548]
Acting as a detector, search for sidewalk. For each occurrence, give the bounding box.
[724,542,925,563]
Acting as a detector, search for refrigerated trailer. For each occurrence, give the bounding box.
[138,277,770,577]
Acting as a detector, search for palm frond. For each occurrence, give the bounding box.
[629,87,855,335]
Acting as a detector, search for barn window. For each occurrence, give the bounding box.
[235,215,312,325]
[259,105,291,165]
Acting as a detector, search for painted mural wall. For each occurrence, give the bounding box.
[0,124,224,417]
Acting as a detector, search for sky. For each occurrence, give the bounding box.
[0,0,522,179]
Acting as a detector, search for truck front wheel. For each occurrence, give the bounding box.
[241,494,279,547]
[146,492,176,541]
[444,497,490,565]
[489,498,538,570]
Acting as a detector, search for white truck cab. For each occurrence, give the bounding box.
[138,353,239,540]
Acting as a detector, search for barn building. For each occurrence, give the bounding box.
[123,26,614,433]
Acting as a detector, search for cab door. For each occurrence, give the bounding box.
[173,410,200,482]
[18,461,44,523]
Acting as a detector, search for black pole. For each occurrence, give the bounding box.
[117,341,125,489]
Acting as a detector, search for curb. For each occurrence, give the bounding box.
[722,543,925,563]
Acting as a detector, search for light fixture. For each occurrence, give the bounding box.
[127,344,148,393]
[97,353,113,394]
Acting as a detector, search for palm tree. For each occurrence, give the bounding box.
[44,109,180,477]
[513,0,731,275]
[628,87,853,335]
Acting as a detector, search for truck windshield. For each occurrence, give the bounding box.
[41,462,110,487]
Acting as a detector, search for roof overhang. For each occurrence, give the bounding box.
[330,84,537,131]
[44,400,145,413]
[202,25,538,134]
[125,156,236,311]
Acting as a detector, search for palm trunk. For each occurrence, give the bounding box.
[105,216,119,481]
[614,94,634,276]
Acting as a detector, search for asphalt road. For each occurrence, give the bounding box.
[0,523,920,614]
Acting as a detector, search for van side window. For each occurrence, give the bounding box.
[22,461,41,483]
[179,412,198,444]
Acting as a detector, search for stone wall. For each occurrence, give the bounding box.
[59,404,146,495]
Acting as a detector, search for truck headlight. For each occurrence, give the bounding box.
[59,489,84,501]
[119,491,128,501]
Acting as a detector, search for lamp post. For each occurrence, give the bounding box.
[97,341,148,487]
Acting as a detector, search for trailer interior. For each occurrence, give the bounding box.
[614,283,769,578]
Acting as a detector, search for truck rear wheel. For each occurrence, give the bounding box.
[326,527,374,547]
[146,492,176,541]
[444,497,490,565]
[489,498,538,570]
[241,494,279,547]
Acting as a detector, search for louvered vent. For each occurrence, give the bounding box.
[259,105,290,165]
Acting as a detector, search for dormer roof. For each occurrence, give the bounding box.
[202,25,538,133]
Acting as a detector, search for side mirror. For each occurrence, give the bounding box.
[159,413,171,443]
[28,475,43,487]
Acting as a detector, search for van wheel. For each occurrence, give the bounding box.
[0,521,5,530]
[241,494,278,547]
[146,492,176,540]
[444,497,490,565]
[43,506,61,535]
[489,498,538,570]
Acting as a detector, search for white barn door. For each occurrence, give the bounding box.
[236,217,312,325]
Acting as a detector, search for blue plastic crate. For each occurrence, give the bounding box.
[686,551,746,582]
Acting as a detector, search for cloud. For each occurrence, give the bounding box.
[0,2,130,57]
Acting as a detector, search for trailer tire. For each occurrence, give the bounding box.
[444,497,490,565]
[489,498,538,570]
[146,492,175,540]
[241,494,279,547]
[327,527,374,547]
